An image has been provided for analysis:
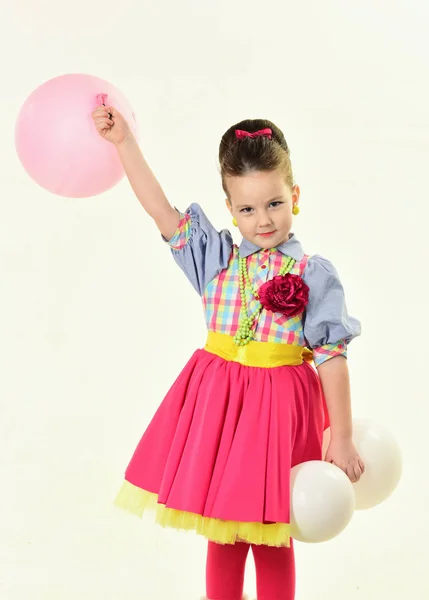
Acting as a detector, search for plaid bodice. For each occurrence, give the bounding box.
[164,203,360,367]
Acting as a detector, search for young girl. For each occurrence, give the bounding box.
[92,107,364,600]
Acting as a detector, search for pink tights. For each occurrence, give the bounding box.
[206,540,295,600]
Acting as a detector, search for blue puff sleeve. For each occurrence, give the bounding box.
[163,203,233,295]
[302,255,361,367]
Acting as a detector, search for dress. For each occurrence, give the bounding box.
[114,204,361,548]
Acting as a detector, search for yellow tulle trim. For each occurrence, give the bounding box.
[114,480,290,547]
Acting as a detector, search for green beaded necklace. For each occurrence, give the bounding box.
[234,253,296,346]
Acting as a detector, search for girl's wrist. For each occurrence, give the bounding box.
[115,132,135,149]
[329,428,353,442]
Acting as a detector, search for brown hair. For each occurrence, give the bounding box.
[219,118,294,196]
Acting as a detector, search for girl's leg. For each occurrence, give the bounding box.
[251,541,295,600]
[206,541,251,600]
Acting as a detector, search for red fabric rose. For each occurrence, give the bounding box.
[258,274,309,318]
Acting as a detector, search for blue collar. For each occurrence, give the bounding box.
[238,233,304,261]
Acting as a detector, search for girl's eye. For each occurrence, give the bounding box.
[240,207,253,213]
[270,201,283,208]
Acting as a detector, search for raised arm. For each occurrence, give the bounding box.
[92,105,179,240]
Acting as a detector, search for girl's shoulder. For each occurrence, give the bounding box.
[303,253,341,281]
[164,202,234,296]
[301,254,348,303]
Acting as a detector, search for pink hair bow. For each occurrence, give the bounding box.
[235,128,272,140]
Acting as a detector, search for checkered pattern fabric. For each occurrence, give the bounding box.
[312,341,347,366]
[168,214,346,367]
[203,246,309,345]
[168,212,191,250]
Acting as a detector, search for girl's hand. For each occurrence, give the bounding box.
[92,105,131,146]
[325,437,365,483]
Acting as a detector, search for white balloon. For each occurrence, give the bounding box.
[290,460,355,543]
[323,419,402,510]
[353,419,402,510]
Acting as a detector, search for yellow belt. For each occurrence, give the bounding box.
[204,332,313,368]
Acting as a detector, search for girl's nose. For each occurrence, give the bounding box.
[258,213,272,228]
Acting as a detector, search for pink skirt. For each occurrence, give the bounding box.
[114,347,327,547]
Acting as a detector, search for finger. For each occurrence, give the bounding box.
[92,111,110,121]
[92,106,109,115]
[94,117,114,126]
[106,106,119,117]
[95,124,110,134]
[346,464,358,483]
[358,458,365,473]
[101,105,113,119]
[353,464,362,482]
[94,120,114,132]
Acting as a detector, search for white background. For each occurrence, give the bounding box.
[1,1,428,598]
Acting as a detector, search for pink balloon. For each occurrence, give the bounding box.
[15,73,138,198]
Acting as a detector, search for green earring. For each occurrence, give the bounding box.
[292,205,300,216]
[232,217,238,227]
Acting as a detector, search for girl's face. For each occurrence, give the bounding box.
[226,169,300,249]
